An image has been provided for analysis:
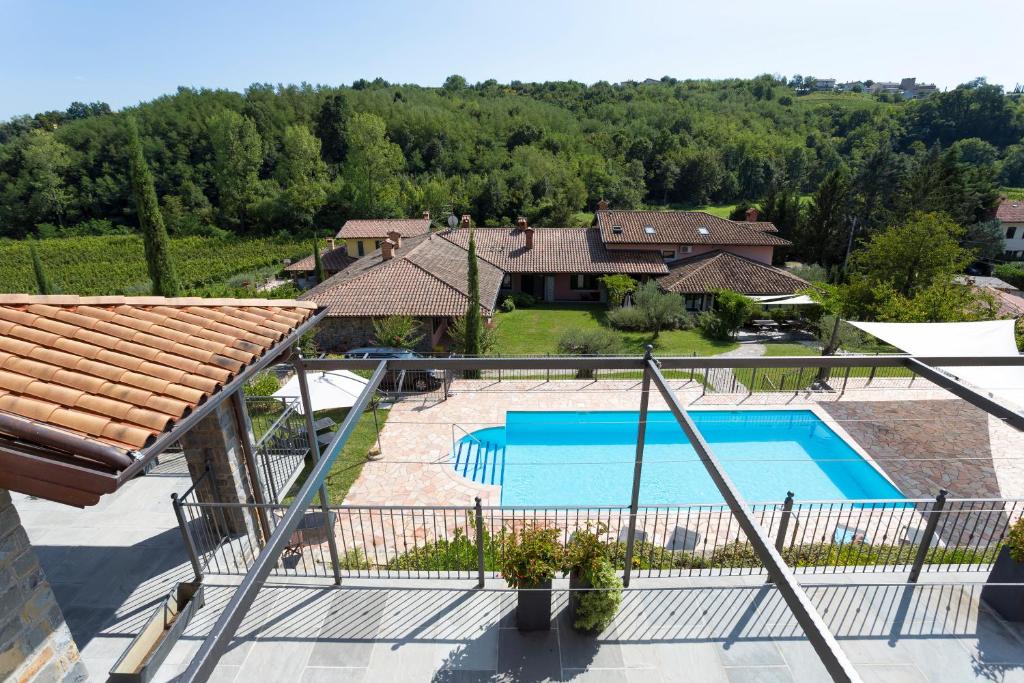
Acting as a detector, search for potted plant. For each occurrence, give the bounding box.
[500,525,564,631]
[564,525,623,633]
[982,517,1024,622]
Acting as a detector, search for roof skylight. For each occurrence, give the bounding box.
[612,225,623,234]
[644,225,656,235]
[698,227,709,235]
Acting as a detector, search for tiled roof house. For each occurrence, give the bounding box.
[997,198,1024,260]
[336,216,432,258]
[305,207,807,351]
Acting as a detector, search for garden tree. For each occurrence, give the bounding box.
[758,183,802,241]
[341,113,404,217]
[0,129,74,233]
[1001,145,1024,186]
[126,118,180,296]
[462,227,483,357]
[799,168,851,267]
[275,125,330,231]
[371,315,423,349]
[699,290,755,340]
[29,241,54,294]
[598,274,637,307]
[448,315,498,354]
[315,93,351,164]
[961,220,1006,261]
[312,238,326,283]
[847,212,973,298]
[850,141,903,233]
[208,109,264,230]
[557,328,620,377]
[897,147,998,228]
[632,281,685,337]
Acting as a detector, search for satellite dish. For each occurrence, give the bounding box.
[447,214,458,229]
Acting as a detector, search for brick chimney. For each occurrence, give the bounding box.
[524,226,534,250]
[326,237,335,250]
[597,198,609,211]
[460,214,471,230]
[745,207,760,222]
[386,230,402,249]
[381,238,396,261]
[516,216,528,230]
[422,210,431,220]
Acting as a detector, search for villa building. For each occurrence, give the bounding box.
[302,207,807,351]
[997,198,1024,261]
[336,215,432,257]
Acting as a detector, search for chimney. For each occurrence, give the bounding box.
[381,238,396,261]
[422,210,431,220]
[326,237,335,250]
[524,226,534,250]
[460,214,471,230]
[386,230,402,250]
[597,198,609,211]
[516,216,528,230]
[745,207,760,222]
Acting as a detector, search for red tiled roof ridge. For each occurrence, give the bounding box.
[670,249,808,280]
[402,257,476,303]
[0,294,318,309]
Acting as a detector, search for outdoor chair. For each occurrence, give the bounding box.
[833,525,870,545]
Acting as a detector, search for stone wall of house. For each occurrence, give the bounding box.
[0,489,87,683]
[315,317,436,353]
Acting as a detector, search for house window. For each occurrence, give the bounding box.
[501,273,512,289]
[661,250,676,260]
[570,274,598,290]
[683,294,704,311]
[611,225,623,234]
[357,241,365,257]
[375,240,382,249]
[1009,227,1018,240]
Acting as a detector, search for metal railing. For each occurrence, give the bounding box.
[244,396,309,504]
[172,493,1024,582]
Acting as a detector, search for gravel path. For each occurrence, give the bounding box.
[705,341,767,392]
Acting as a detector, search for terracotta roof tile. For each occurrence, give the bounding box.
[657,250,810,295]
[283,246,357,273]
[439,227,669,274]
[996,199,1024,223]
[336,218,431,239]
[0,295,317,456]
[596,210,791,246]
[301,233,504,317]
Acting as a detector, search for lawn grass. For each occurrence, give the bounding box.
[284,406,389,504]
[492,304,737,356]
[761,342,820,356]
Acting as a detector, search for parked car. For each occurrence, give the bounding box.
[342,347,444,392]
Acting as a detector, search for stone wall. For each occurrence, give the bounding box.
[179,398,259,537]
[315,317,436,352]
[0,490,86,683]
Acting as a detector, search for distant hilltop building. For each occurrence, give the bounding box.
[798,76,938,98]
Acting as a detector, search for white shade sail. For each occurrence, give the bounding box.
[848,320,1024,411]
[273,370,370,413]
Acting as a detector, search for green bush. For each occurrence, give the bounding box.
[572,559,623,632]
[557,328,620,355]
[1007,518,1024,562]
[605,305,648,330]
[994,263,1024,290]
[245,371,280,397]
[372,315,423,349]
[598,274,637,308]
[500,296,516,313]
[633,281,685,337]
[387,527,502,571]
[509,292,536,307]
[449,315,499,354]
[699,290,755,340]
[500,526,565,588]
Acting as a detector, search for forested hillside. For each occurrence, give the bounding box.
[1,75,1022,256]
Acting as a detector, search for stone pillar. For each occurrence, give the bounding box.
[0,490,87,683]
[180,398,258,538]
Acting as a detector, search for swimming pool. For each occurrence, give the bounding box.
[452,410,904,506]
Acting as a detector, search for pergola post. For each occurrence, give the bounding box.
[622,345,653,588]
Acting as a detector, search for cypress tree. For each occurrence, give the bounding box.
[127,118,180,296]
[313,237,326,283]
[464,226,482,357]
[29,242,54,295]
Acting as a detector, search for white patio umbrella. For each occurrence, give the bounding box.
[273,370,370,414]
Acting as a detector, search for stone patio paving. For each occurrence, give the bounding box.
[151,573,1024,682]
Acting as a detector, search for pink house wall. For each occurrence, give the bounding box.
[552,274,600,301]
[607,243,774,264]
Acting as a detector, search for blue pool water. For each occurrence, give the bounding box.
[452,410,904,506]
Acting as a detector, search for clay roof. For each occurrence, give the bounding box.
[440,227,668,274]
[657,250,809,295]
[283,246,357,273]
[0,295,317,454]
[337,218,432,239]
[595,210,791,246]
[996,199,1024,223]
[744,221,779,233]
[301,234,503,317]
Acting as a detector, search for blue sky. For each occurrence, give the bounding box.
[1,0,1019,120]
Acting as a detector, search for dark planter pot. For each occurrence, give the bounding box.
[567,569,592,631]
[982,546,1024,622]
[516,579,553,631]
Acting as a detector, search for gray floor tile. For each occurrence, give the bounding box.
[853,664,926,682]
[775,639,831,680]
[724,666,795,682]
[301,666,369,682]
[556,610,625,670]
[497,628,561,682]
[715,639,786,668]
[563,669,630,681]
[955,611,1024,665]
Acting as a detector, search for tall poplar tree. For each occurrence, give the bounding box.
[463,226,482,358]
[29,241,54,294]
[127,118,180,296]
[312,237,326,283]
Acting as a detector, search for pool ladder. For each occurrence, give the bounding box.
[453,438,506,486]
